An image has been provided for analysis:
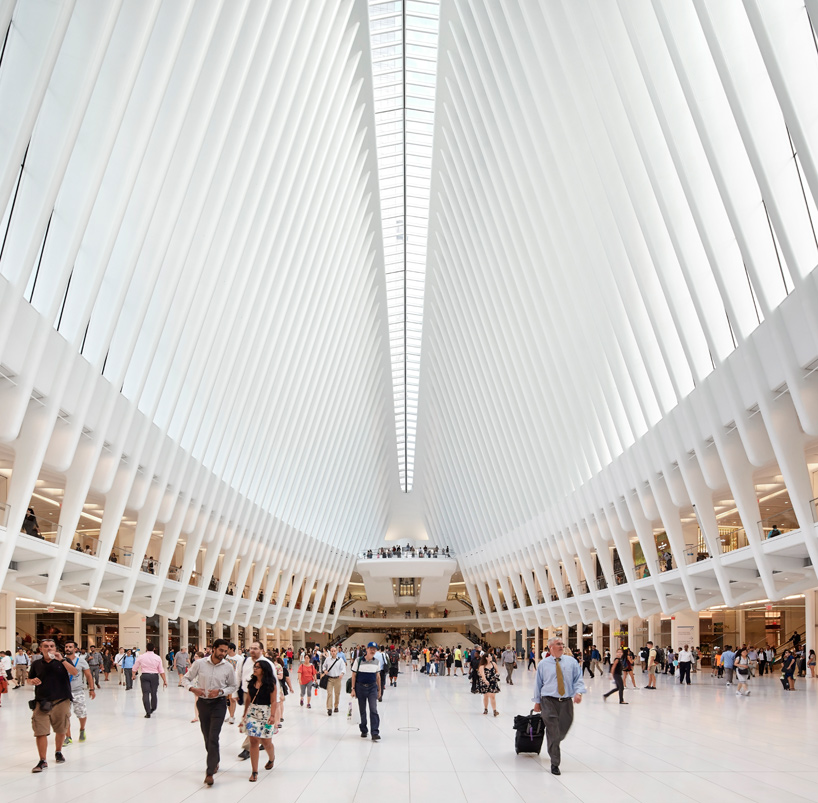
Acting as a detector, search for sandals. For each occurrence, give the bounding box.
[493,710,499,717]
[249,772,258,782]
[265,758,275,770]
[483,708,488,715]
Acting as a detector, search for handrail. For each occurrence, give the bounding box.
[360,547,453,559]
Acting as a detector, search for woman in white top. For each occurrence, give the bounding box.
[735,648,751,696]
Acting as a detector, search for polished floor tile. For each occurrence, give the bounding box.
[2,664,818,801]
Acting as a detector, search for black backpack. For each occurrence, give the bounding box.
[653,647,664,665]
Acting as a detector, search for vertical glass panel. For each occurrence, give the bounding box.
[369,0,439,492]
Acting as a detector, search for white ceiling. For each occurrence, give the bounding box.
[2,0,818,627]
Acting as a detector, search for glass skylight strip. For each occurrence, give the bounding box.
[369,0,439,492]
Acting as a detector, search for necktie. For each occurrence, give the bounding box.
[555,657,565,697]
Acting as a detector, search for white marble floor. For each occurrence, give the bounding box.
[3,664,818,802]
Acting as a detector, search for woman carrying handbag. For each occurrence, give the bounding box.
[241,661,279,782]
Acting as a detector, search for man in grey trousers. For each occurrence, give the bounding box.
[531,636,586,775]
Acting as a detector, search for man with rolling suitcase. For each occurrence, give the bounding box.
[531,636,585,775]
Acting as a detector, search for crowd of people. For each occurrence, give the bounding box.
[4,626,812,785]
[362,544,451,559]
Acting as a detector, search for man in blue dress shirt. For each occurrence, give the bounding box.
[532,636,586,775]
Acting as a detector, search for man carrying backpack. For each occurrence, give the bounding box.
[387,647,400,687]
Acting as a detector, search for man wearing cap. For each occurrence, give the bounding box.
[531,636,585,775]
[350,642,382,741]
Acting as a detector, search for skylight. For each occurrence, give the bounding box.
[369,0,440,493]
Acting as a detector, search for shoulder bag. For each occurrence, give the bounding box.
[319,658,339,690]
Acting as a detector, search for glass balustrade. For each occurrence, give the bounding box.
[758,506,800,540]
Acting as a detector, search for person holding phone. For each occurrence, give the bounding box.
[26,638,79,773]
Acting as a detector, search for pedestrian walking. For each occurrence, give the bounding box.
[477,652,501,716]
[26,638,79,773]
[501,645,516,684]
[183,639,238,786]
[63,641,95,744]
[645,642,658,689]
[531,636,585,775]
[86,646,102,688]
[602,648,627,704]
[13,647,30,687]
[114,648,125,684]
[677,645,692,685]
[297,657,317,708]
[735,648,751,696]
[121,649,135,689]
[235,641,275,761]
[174,647,190,685]
[722,645,736,686]
[321,646,345,716]
[350,642,382,741]
[132,643,167,718]
[241,660,279,782]
[589,645,601,676]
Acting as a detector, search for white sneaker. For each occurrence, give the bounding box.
[228,717,235,724]
[735,691,741,696]
[726,682,731,686]
[745,691,751,695]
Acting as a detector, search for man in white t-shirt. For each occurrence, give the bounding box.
[676,645,692,685]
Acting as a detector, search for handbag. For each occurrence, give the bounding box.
[245,687,274,738]
[319,658,339,690]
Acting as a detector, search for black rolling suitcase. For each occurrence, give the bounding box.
[513,711,545,755]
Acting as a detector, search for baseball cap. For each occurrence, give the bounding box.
[367,641,378,649]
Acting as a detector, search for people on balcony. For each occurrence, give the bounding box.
[23,507,42,538]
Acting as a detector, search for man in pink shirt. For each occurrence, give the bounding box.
[132,643,167,718]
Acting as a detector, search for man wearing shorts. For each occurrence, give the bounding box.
[63,640,96,743]
[174,647,190,685]
[26,638,79,772]
[453,646,464,676]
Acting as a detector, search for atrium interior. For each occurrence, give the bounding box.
[3,0,818,799]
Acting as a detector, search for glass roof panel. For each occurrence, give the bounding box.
[370,0,438,493]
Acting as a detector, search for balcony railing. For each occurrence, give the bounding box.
[360,547,453,559]
[20,513,61,543]
[759,506,800,540]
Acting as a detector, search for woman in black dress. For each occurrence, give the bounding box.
[477,653,500,716]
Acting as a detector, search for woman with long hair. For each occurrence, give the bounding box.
[808,649,816,678]
[621,647,637,689]
[243,660,279,781]
[477,653,500,716]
